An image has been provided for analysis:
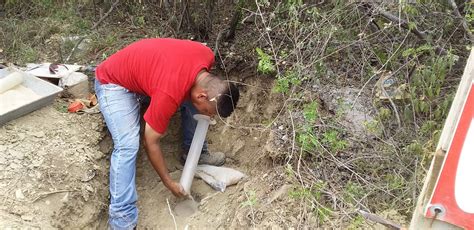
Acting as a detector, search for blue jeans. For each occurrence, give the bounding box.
[95,80,207,229]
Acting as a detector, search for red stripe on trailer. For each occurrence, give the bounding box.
[425,82,474,229]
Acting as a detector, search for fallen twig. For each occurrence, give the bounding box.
[166,198,178,230]
[65,0,120,62]
[30,189,77,203]
[358,209,403,230]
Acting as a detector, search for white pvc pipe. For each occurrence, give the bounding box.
[179,114,211,195]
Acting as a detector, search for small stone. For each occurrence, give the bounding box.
[93,151,105,160]
[175,164,183,170]
[32,159,43,167]
[81,169,96,182]
[32,131,45,138]
[9,162,20,169]
[21,215,33,221]
[9,150,24,160]
[61,192,69,203]
[11,205,26,215]
[267,184,292,204]
[86,184,94,192]
[17,133,26,140]
[230,139,245,157]
[91,122,100,131]
[15,189,25,200]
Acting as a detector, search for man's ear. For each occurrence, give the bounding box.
[197,92,208,101]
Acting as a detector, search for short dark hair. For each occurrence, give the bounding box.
[216,82,240,118]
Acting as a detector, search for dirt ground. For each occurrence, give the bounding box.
[0,104,108,228]
[0,75,301,229]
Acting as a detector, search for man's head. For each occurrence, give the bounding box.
[190,72,240,118]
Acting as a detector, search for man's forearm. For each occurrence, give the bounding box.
[144,140,173,186]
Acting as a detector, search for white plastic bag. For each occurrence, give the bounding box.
[195,165,246,192]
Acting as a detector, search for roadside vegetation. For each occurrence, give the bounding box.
[251,1,470,227]
[1,0,472,227]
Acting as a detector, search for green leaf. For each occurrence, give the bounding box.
[303,102,319,123]
[256,47,276,74]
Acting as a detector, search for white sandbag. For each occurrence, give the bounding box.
[0,72,23,94]
[195,165,246,192]
[59,72,88,88]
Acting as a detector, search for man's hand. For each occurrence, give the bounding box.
[165,180,187,198]
[144,123,187,197]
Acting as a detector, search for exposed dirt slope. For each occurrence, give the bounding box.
[0,75,302,229]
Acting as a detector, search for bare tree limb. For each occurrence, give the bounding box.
[176,0,187,33]
[378,9,426,40]
[376,9,447,55]
[448,0,474,43]
[65,0,120,63]
[225,0,243,41]
[359,4,447,55]
[206,0,216,36]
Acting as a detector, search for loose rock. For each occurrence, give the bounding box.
[32,131,45,138]
[15,189,25,200]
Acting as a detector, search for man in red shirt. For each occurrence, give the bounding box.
[94,38,240,229]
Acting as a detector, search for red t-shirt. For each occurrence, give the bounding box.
[96,38,215,134]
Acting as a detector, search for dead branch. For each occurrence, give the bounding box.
[359,4,448,56]
[65,0,120,62]
[30,189,78,203]
[377,9,447,55]
[166,198,177,230]
[206,0,216,36]
[378,9,427,40]
[448,0,474,43]
[176,0,187,32]
[214,29,226,65]
[358,209,403,230]
[177,0,199,36]
[225,0,243,41]
[91,0,120,31]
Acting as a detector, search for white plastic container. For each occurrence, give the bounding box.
[0,70,63,125]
